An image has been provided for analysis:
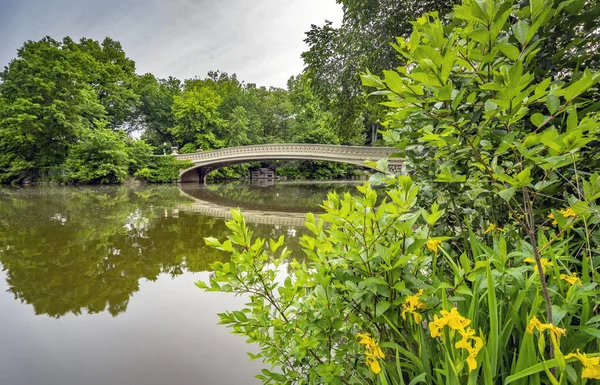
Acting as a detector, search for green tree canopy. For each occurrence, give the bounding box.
[136,74,182,150]
[0,36,141,183]
[302,0,457,144]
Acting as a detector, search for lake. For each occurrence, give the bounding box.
[0,181,362,385]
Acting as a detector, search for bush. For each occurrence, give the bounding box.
[64,129,130,184]
[198,0,600,383]
[134,156,192,183]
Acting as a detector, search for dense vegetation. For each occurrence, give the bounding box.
[200,0,600,384]
[0,32,375,183]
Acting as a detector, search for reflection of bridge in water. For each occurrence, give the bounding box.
[175,144,404,183]
[177,184,321,227]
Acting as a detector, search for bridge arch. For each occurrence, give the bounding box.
[174,144,404,183]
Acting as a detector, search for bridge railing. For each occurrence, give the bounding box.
[174,144,399,162]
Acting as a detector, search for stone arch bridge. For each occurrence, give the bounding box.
[174,144,404,183]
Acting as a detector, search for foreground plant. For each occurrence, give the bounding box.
[198,0,599,383]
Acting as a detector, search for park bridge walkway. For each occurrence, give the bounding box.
[174,144,403,183]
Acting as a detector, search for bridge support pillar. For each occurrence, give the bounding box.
[180,167,208,184]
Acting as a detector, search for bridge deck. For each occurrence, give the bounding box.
[175,144,403,183]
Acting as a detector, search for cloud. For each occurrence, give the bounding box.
[0,0,343,88]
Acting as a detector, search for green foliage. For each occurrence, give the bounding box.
[134,156,193,183]
[361,0,600,235]
[178,143,197,154]
[200,0,600,384]
[136,74,182,149]
[302,0,457,144]
[0,36,140,184]
[0,35,371,183]
[65,129,130,184]
[126,138,154,176]
[170,82,224,150]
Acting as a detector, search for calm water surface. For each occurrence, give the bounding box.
[0,181,361,385]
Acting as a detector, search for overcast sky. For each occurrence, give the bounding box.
[0,0,343,88]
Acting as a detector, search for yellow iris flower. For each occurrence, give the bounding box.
[425,239,442,254]
[523,257,553,273]
[430,307,471,337]
[357,333,385,374]
[401,289,427,323]
[565,350,600,379]
[526,315,567,349]
[455,328,484,372]
[429,307,484,372]
[560,273,583,286]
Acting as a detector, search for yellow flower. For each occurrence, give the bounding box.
[430,308,484,372]
[429,307,471,337]
[523,257,553,273]
[525,315,543,334]
[484,223,505,234]
[565,350,600,379]
[455,328,484,372]
[425,239,442,254]
[357,333,385,374]
[401,290,427,323]
[548,208,577,225]
[560,273,583,286]
[526,316,567,348]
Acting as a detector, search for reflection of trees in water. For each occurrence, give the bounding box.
[0,186,303,318]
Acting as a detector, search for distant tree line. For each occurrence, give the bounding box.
[0,36,358,184]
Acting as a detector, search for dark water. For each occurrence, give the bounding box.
[0,181,361,385]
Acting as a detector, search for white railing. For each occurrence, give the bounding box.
[174,144,400,164]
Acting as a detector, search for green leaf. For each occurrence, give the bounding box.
[580,326,600,338]
[376,301,391,317]
[204,237,221,248]
[505,359,560,384]
[383,70,404,94]
[546,94,560,114]
[499,43,520,61]
[269,235,285,253]
[514,167,533,187]
[408,373,427,385]
[437,83,453,101]
[513,20,530,45]
[562,70,595,101]
[498,187,515,202]
[361,73,386,89]
[530,113,546,127]
[376,157,389,172]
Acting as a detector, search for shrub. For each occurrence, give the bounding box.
[134,155,192,183]
[64,129,130,184]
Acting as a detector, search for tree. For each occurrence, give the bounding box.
[170,82,224,150]
[302,0,458,144]
[74,37,140,130]
[0,36,143,183]
[227,106,251,147]
[136,74,182,150]
[0,37,108,182]
[287,74,339,144]
[534,0,600,80]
